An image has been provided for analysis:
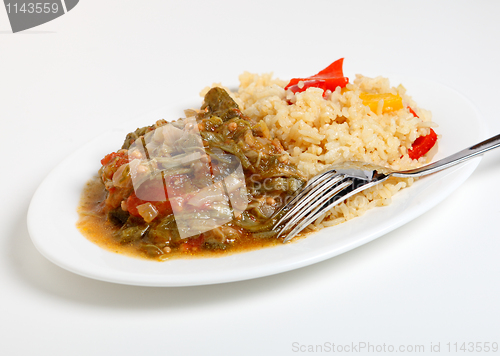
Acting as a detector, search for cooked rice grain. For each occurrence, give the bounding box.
[204,72,436,229]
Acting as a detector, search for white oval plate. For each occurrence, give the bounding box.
[27,76,487,287]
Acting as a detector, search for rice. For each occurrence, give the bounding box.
[201,72,437,231]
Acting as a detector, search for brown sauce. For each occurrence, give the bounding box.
[77,176,289,261]
[77,87,311,262]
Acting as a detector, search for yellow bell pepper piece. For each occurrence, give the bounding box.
[359,93,403,113]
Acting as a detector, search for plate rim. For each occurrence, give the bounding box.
[27,74,488,287]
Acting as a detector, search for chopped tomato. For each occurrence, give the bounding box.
[126,192,173,217]
[180,234,205,252]
[100,151,129,182]
[127,176,176,217]
[101,151,128,167]
[284,58,349,95]
[126,173,197,219]
[126,193,144,216]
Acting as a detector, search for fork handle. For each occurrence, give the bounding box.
[392,133,500,178]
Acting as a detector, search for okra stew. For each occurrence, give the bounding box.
[77,88,307,261]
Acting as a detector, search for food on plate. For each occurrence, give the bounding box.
[77,59,438,260]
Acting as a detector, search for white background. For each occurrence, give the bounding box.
[1,1,499,355]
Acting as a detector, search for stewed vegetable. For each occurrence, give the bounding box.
[82,87,306,260]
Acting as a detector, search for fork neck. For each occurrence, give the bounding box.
[392,133,500,178]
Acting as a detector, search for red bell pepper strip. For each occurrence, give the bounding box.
[408,128,437,160]
[284,58,349,95]
[407,106,418,118]
[407,107,437,160]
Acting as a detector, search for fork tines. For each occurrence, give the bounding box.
[274,169,356,242]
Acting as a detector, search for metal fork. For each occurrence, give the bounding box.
[274,133,500,242]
